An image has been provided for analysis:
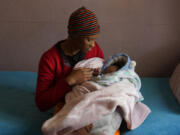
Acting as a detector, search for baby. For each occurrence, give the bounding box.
[54,53,142,135]
[65,53,138,103]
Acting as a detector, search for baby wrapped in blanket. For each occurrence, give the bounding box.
[42,53,150,135]
[67,53,143,135]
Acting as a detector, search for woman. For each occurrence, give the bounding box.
[35,6,104,112]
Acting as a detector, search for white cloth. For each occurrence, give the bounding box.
[42,81,151,135]
[41,57,151,135]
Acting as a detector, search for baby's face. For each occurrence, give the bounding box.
[103,65,119,74]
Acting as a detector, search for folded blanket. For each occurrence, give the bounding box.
[42,80,151,135]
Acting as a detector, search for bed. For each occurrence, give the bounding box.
[0,71,180,135]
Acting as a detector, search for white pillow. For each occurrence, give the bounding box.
[169,63,180,104]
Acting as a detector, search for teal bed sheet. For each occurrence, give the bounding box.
[0,71,179,135]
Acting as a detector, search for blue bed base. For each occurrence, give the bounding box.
[0,71,180,135]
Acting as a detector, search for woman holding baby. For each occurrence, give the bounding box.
[35,6,120,135]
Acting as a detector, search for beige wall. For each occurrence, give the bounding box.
[0,0,180,77]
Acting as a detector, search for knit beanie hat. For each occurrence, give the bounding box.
[68,6,100,36]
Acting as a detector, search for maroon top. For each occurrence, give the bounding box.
[35,41,104,112]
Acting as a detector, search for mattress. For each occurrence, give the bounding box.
[0,71,180,135]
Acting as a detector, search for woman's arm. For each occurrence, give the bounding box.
[35,42,104,112]
[35,54,71,112]
[35,54,93,112]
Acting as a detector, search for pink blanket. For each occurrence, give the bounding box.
[42,80,151,135]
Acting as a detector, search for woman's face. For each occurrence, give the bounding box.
[73,34,98,53]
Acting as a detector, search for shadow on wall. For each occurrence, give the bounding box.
[135,42,180,77]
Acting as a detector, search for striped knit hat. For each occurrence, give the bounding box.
[68,6,100,36]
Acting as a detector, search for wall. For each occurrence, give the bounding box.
[0,0,180,77]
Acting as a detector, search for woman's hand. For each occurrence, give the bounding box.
[66,68,93,86]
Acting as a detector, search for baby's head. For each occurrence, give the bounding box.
[103,65,119,74]
[102,58,127,74]
[100,53,130,75]
[103,60,125,74]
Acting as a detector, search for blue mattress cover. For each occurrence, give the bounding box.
[0,71,180,135]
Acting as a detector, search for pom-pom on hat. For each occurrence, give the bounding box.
[68,6,100,36]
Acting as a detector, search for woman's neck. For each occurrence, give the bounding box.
[61,39,80,56]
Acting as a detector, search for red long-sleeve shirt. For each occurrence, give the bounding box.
[35,41,104,112]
